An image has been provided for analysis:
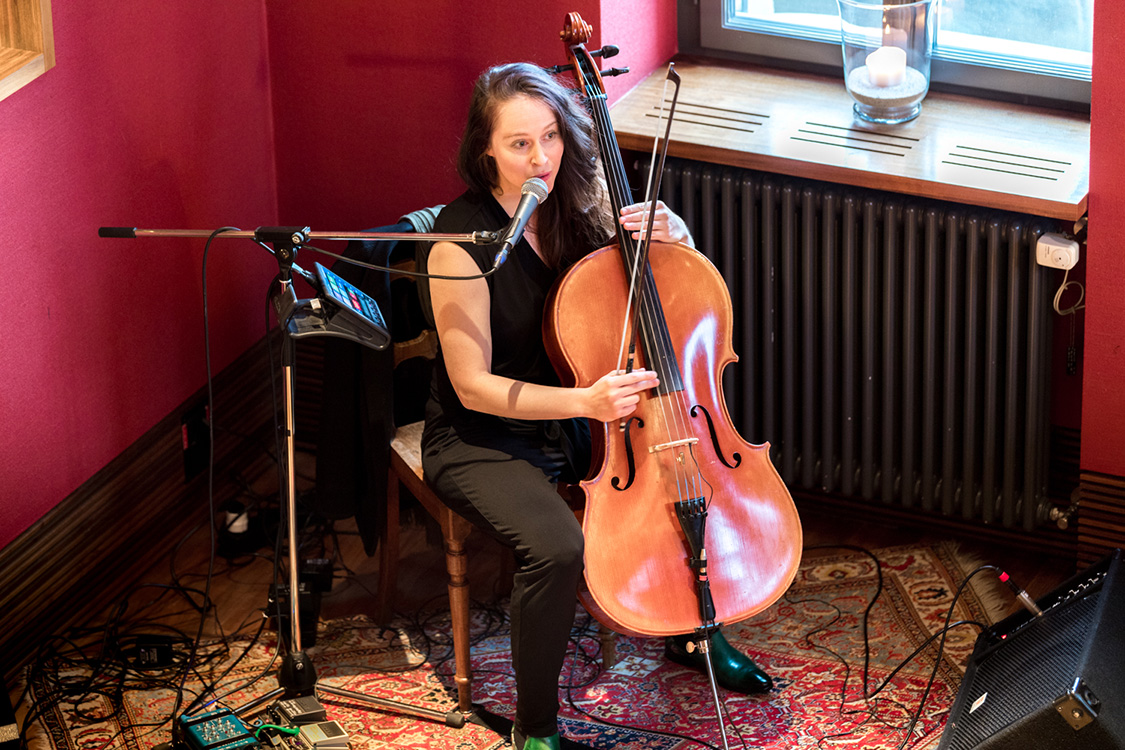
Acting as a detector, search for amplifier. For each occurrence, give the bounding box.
[938,549,1125,750]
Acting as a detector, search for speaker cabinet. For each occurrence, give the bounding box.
[939,549,1125,750]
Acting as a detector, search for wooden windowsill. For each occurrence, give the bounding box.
[610,56,1089,221]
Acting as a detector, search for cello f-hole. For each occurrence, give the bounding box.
[610,416,643,491]
[690,404,743,469]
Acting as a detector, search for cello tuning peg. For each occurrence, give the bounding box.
[593,45,620,59]
[542,62,575,75]
[601,66,630,78]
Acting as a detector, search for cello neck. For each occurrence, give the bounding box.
[565,45,635,247]
[561,18,685,393]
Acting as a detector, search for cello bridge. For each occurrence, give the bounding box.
[648,438,699,454]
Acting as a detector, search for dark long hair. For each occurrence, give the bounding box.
[457,62,611,270]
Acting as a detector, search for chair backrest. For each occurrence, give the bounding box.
[397,205,441,331]
[387,255,438,428]
[390,257,440,367]
[386,206,443,427]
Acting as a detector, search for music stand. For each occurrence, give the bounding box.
[98,223,502,733]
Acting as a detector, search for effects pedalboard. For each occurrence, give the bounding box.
[178,696,349,750]
[178,709,257,750]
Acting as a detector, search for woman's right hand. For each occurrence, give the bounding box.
[583,369,660,422]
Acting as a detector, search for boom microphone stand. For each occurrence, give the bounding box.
[98,223,501,731]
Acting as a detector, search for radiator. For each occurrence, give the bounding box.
[647,158,1059,531]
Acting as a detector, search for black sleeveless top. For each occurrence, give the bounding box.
[421,190,595,474]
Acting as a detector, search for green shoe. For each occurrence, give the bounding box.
[665,629,773,694]
[511,727,561,750]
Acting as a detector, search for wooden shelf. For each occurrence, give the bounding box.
[610,57,1089,221]
[1,0,55,103]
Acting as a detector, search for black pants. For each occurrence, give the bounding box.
[421,422,583,738]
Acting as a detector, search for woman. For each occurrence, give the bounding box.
[420,62,770,750]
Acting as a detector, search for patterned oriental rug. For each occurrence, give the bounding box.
[25,542,1006,750]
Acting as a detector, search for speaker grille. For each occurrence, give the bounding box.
[943,591,1100,750]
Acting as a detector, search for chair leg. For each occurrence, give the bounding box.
[444,528,473,714]
[376,473,401,624]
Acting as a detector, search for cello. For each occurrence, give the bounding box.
[543,13,803,639]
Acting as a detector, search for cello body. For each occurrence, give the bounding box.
[544,12,802,638]
[544,239,803,637]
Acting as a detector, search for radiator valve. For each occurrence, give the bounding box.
[1047,492,1080,530]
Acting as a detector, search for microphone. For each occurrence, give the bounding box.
[493,177,549,269]
[99,227,137,238]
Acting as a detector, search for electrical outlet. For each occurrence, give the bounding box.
[1036,233,1080,270]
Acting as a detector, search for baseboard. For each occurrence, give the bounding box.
[0,333,281,684]
[1079,470,1125,566]
[791,489,1077,560]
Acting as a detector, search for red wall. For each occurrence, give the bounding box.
[1084,2,1125,476]
[0,3,279,548]
[0,1,677,551]
[264,0,676,230]
[4,0,1114,555]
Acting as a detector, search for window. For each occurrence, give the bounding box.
[1,0,56,103]
[699,0,1092,105]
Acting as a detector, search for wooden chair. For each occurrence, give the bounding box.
[370,256,480,712]
[312,214,485,714]
[381,420,479,713]
[374,255,615,717]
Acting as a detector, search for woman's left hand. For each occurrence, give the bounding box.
[619,201,695,248]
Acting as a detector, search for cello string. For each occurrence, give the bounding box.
[581,68,693,503]
[616,88,707,504]
[576,50,703,507]
[620,153,702,503]
[626,73,709,504]
[573,60,644,374]
[629,68,674,368]
[643,76,714,507]
[621,67,698,500]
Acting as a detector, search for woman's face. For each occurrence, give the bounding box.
[486,94,564,201]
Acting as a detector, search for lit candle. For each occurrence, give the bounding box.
[865,45,907,87]
[881,19,908,48]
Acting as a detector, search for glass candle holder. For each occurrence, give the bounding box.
[837,0,935,124]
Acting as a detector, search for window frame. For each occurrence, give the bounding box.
[0,0,56,103]
[698,0,1091,107]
